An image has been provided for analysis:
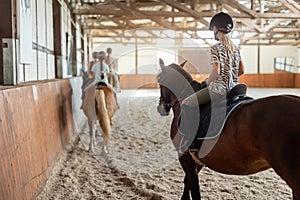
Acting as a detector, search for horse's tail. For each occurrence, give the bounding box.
[95,89,111,142]
[103,87,118,119]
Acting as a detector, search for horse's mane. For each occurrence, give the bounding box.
[157,61,195,87]
[161,63,203,93]
[158,61,203,99]
[167,63,193,82]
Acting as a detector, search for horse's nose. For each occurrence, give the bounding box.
[157,104,169,116]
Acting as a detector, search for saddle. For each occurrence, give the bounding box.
[226,84,248,105]
[96,82,108,90]
[178,84,253,150]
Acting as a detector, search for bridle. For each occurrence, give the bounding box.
[158,79,194,110]
[159,96,179,109]
[157,92,179,116]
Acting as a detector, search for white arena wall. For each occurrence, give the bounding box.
[16,0,87,84]
[97,43,300,77]
[241,45,299,74]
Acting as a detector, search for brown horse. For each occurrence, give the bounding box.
[81,71,118,153]
[157,59,300,200]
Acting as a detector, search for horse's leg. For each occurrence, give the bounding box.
[264,131,300,200]
[181,175,190,200]
[95,89,111,154]
[179,153,202,200]
[88,119,96,153]
[92,123,97,148]
[293,193,298,200]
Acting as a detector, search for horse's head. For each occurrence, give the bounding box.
[81,68,95,90]
[157,58,194,116]
[81,68,88,78]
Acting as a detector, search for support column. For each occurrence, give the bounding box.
[135,36,138,74]
[71,15,76,76]
[257,45,260,74]
[296,48,300,73]
[53,0,62,78]
[81,28,85,69]
[0,0,18,85]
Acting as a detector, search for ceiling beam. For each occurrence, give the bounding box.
[73,8,300,19]
[160,0,209,26]
[107,0,180,30]
[84,24,300,33]
[262,19,284,33]
[222,0,258,18]
[71,0,300,47]
[280,0,300,12]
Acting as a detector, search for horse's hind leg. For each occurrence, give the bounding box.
[88,120,96,153]
[98,110,110,154]
[293,193,298,200]
[266,136,300,200]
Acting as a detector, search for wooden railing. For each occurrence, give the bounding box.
[119,74,300,89]
[0,78,85,200]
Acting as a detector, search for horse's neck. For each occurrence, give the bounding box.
[170,103,181,140]
[83,81,96,97]
[169,103,185,149]
[83,77,95,87]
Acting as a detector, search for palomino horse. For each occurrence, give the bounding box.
[108,72,121,92]
[157,59,300,200]
[81,71,118,153]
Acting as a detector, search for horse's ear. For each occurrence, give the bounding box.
[180,60,188,68]
[159,58,165,68]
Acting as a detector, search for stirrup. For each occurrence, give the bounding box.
[189,150,205,166]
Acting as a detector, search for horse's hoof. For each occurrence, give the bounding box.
[103,146,108,154]
[88,147,94,153]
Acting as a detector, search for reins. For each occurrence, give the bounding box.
[159,97,179,108]
[159,79,194,108]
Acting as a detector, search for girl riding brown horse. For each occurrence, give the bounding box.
[157,59,300,200]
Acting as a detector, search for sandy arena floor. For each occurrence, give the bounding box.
[36,88,300,200]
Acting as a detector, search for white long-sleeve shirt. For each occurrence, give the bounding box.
[91,61,110,86]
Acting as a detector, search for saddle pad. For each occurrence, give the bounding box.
[179,97,253,140]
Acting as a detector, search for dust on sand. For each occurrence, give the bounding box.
[36,90,292,200]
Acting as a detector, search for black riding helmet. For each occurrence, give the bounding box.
[209,12,233,34]
[92,51,98,59]
[106,47,112,54]
[98,51,106,61]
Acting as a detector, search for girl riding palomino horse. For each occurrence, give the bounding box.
[81,51,118,153]
[81,51,116,110]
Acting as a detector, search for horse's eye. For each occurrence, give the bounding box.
[158,77,164,84]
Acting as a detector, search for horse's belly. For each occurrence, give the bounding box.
[203,157,270,175]
[199,141,270,175]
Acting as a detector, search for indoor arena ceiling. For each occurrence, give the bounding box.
[69,0,300,46]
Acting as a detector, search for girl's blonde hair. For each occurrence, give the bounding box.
[218,32,235,54]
